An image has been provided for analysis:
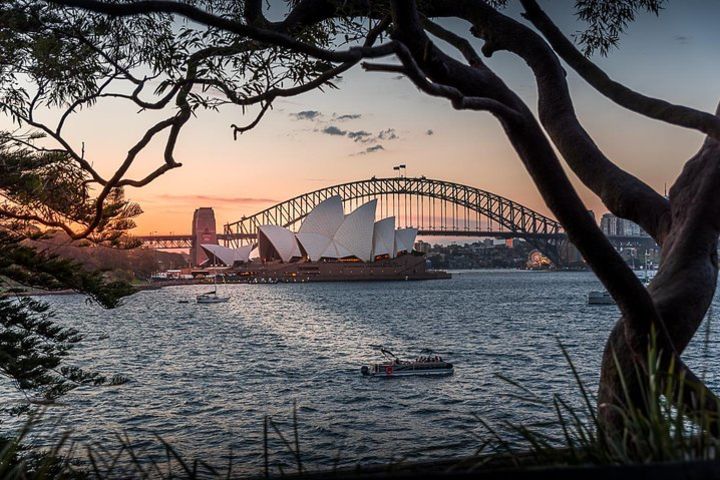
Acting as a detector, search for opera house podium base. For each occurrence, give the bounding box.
[233,253,450,283]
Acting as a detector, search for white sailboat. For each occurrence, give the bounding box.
[196,276,229,304]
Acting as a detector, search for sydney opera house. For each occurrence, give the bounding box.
[200,196,448,281]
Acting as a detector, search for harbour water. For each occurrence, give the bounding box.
[3,270,720,474]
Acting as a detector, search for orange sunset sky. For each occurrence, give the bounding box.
[13,1,720,235]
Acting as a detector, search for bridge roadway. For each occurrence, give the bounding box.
[135,232,653,250]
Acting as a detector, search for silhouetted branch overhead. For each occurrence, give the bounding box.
[521,0,720,142]
[50,0,397,64]
[1,0,400,241]
[362,58,519,120]
[422,18,484,68]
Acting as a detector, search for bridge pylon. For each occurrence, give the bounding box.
[191,207,218,266]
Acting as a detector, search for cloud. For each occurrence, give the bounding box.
[378,128,398,140]
[157,194,278,205]
[347,130,373,142]
[335,114,362,121]
[291,110,322,120]
[426,129,434,136]
[354,144,385,156]
[322,125,347,136]
[316,123,398,147]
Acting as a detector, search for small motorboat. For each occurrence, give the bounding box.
[361,347,453,377]
[588,290,615,305]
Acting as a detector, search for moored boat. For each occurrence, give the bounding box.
[196,277,229,303]
[588,290,615,305]
[196,291,229,303]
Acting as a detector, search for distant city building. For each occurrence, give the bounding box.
[424,239,537,270]
[600,213,648,237]
[415,240,431,253]
[559,241,585,266]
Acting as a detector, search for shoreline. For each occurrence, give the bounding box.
[0,283,163,299]
[1,268,589,298]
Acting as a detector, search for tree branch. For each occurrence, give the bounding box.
[56,72,118,136]
[0,208,82,239]
[115,162,180,188]
[232,101,272,139]
[49,0,397,64]
[435,0,670,243]
[390,0,663,340]
[97,82,181,111]
[520,0,720,142]
[423,18,484,68]
[0,103,106,185]
[243,0,268,27]
[363,46,522,121]
[226,16,393,136]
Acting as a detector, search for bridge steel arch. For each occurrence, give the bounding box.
[223,177,565,263]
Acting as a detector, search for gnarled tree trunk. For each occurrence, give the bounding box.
[599,135,720,429]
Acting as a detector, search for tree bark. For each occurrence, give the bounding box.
[599,136,720,429]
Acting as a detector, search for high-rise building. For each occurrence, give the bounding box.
[600,213,617,236]
[600,213,647,237]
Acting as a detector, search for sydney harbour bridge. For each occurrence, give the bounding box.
[135,177,654,266]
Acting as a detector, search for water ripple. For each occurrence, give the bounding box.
[2,270,719,475]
